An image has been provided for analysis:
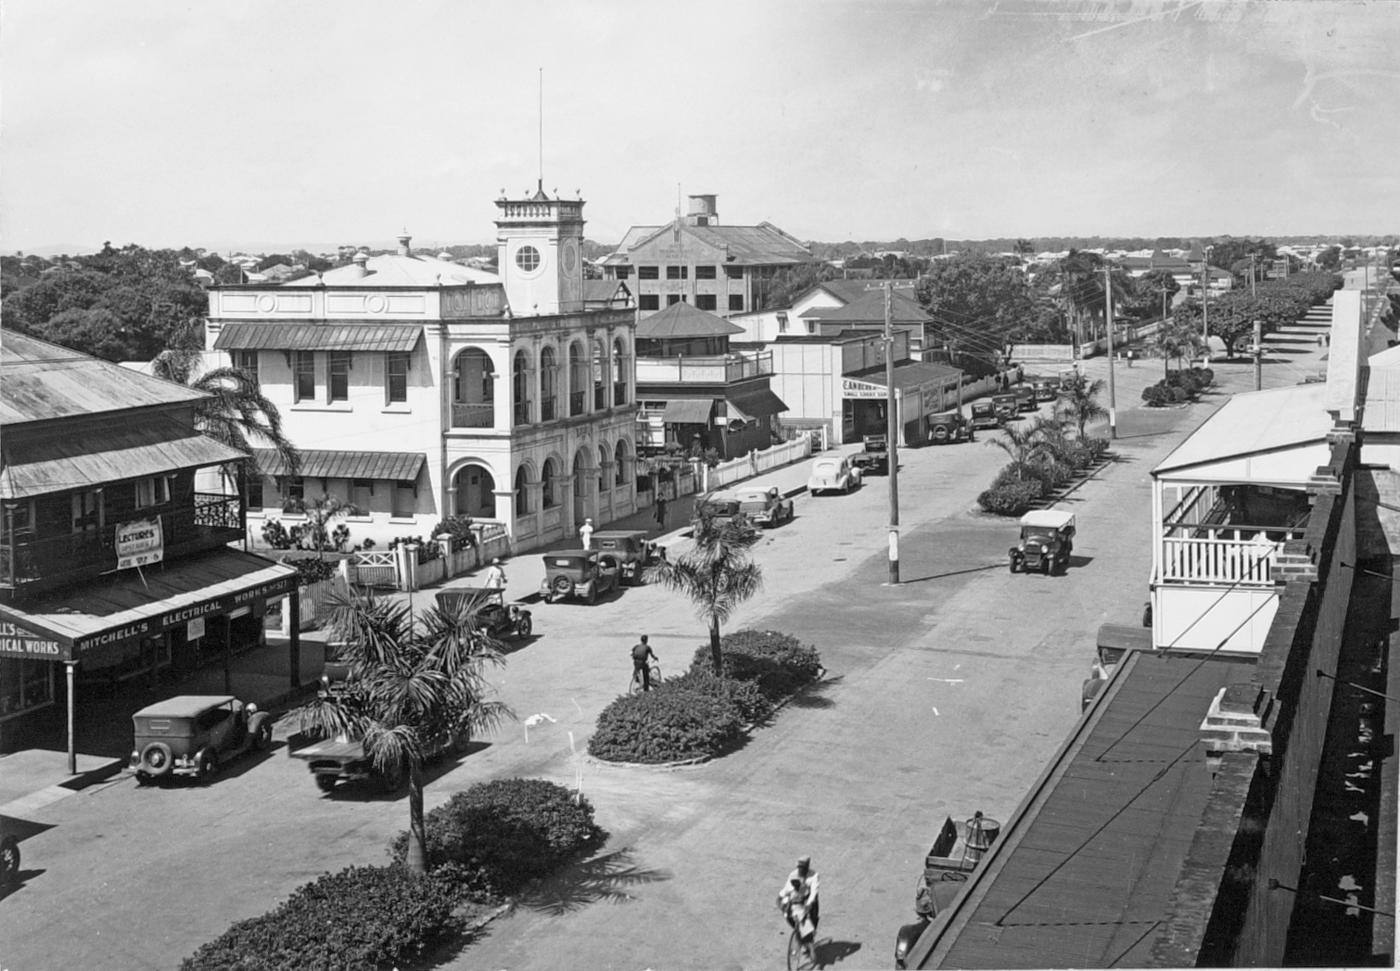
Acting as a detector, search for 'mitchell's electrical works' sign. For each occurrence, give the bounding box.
[116,518,164,570]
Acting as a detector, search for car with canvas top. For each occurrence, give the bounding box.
[539,549,620,604]
[130,694,273,784]
[1008,509,1076,575]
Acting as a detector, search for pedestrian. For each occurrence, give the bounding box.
[483,557,506,591]
[655,494,669,529]
[1127,349,1134,367]
[631,634,659,691]
[579,517,594,550]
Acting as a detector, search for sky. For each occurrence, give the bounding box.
[2,0,1397,254]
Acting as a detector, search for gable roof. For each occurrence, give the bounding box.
[802,290,931,324]
[583,279,632,304]
[285,253,498,288]
[636,301,745,339]
[606,220,810,266]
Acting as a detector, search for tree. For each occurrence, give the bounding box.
[285,493,359,557]
[1316,246,1342,271]
[301,593,511,874]
[1056,376,1107,440]
[1137,269,1180,321]
[760,261,839,310]
[647,503,763,675]
[916,254,1037,358]
[1155,315,1204,375]
[986,418,1053,482]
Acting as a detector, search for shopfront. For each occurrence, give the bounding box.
[839,363,963,446]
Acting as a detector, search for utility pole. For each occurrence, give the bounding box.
[1103,265,1117,440]
[1201,247,1211,344]
[1252,319,1263,391]
[1249,253,1257,298]
[866,279,914,584]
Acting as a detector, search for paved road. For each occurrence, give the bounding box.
[0,336,1328,970]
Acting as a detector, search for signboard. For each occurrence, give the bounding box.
[0,622,62,659]
[187,616,206,641]
[116,518,164,570]
[842,378,887,399]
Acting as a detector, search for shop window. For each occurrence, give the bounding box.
[386,352,409,404]
[328,352,351,402]
[350,478,373,513]
[134,476,171,509]
[638,265,659,280]
[639,294,659,311]
[392,479,416,518]
[232,350,258,382]
[695,294,717,311]
[0,658,53,719]
[695,265,716,280]
[293,351,316,402]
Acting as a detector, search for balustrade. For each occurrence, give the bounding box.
[451,401,495,428]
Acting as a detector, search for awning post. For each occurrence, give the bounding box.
[289,587,301,692]
[66,661,77,776]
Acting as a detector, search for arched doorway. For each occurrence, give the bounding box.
[452,463,496,518]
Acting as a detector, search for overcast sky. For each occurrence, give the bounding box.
[2,0,1396,254]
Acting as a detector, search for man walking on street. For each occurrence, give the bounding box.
[483,558,506,591]
[579,517,594,550]
[655,495,668,529]
[631,634,658,691]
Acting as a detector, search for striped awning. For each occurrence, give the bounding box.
[214,322,423,353]
[661,398,715,424]
[253,448,425,482]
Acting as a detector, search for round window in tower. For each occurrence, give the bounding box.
[515,245,542,273]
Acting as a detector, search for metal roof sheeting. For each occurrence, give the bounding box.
[726,387,788,417]
[661,399,715,424]
[252,448,425,481]
[846,361,962,392]
[1364,367,1400,433]
[607,221,811,266]
[636,302,745,339]
[1152,383,1330,478]
[1,416,247,499]
[214,322,423,353]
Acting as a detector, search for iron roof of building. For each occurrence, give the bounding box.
[1153,382,1331,476]
[660,398,715,424]
[636,301,745,339]
[807,278,922,305]
[846,360,961,391]
[803,289,932,323]
[726,387,788,417]
[0,328,208,426]
[213,322,424,353]
[583,279,631,302]
[252,448,425,481]
[281,253,498,288]
[606,221,811,265]
[1363,367,1400,433]
[911,651,1254,970]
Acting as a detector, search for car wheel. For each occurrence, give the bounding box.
[517,615,533,638]
[1042,559,1051,575]
[315,774,338,794]
[1,835,19,885]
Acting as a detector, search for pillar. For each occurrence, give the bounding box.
[288,588,301,691]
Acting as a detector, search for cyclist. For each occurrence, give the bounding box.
[787,856,820,930]
[631,634,658,692]
[777,874,816,961]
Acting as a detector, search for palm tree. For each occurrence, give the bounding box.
[987,417,1054,482]
[1056,376,1108,440]
[301,592,511,874]
[286,493,359,559]
[1154,315,1204,377]
[647,504,763,676]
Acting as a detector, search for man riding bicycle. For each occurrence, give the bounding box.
[777,856,819,959]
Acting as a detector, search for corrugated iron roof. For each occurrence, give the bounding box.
[607,221,810,265]
[1,415,247,499]
[0,329,208,426]
[283,253,498,287]
[1364,366,1400,433]
[661,399,714,424]
[912,652,1253,969]
[253,448,424,481]
[1153,383,1329,476]
[636,302,745,339]
[726,387,788,417]
[213,322,423,353]
[803,290,931,323]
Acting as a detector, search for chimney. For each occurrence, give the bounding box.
[349,250,370,279]
[396,231,412,257]
[686,194,718,227]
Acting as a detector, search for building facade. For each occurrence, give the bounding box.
[205,187,639,555]
[602,194,811,319]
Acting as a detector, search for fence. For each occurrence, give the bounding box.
[349,549,397,589]
[702,436,813,491]
[346,523,514,592]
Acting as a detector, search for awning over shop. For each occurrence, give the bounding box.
[0,416,247,500]
[0,549,299,662]
[253,448,426,481]
[213,322,423,353]
[843,361,962,395]
[661,399,715,424]
[725,388,788,422]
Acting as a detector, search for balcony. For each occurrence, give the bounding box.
[1159,524,1304,586]
[541,398,557,422]
[451,401,494,428]
[1,494,245,593]
[634,351,772,385]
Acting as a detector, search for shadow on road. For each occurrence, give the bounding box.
[787,676,840,710]
[900,563,1004,585]
[514,847,672,917]
[813,936,863,968]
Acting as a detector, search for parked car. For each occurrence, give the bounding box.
[851,433,890,475]
[807,454,863,495]
[434,587,534,638]
[591,529,663,584]
[730,486,795,527]
[895,812,1001,968]
[926,410,973,444]
[1033,378,1057,402]
[969,400,1001,430]
[130,695,273,784]
[992,393,1020,422]
[539,549,621,604]
[1013,385,1037,412]
[1008,509,1076,575]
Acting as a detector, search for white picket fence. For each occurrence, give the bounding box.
[346,523,514,592]
[704,437,813,490]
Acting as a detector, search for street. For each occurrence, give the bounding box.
[0,350,1313,971]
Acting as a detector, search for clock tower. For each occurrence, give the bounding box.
[494,182,585,316]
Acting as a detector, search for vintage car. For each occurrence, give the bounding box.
[851,433,890,475]
[731,486,795,527]
[969,400,1001,430]
[1,821,19,886]
[590,529,662,584]
[926,410,973,444]
[292,727,462,793]
[130,695,273,784]
[992,392,1020,422]
[1033,377,1058,402]
[539,549,621,604]
[1013,385,1037,412]
[434,586,534,637]
[807,454,863,496]
[1008,509,1076,575]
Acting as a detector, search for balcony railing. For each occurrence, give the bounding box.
[1159,524,1307,586]
[569,390,585,416]
[634,351,772,385]
[614,381,628,406]
[514,400,531,426]
[451,402,495,428]
[1,494,245,588]
[594,386,606,410]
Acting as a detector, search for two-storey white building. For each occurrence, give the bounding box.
[204,186,639,554]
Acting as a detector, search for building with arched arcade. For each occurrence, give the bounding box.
[203,186,638,554]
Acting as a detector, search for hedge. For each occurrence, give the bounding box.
[978,480,1043,516]
[690,629,824,700]
[588,686,743,763]
[666,668,774,724]
[388,778,602,895]
[181,864,456,971]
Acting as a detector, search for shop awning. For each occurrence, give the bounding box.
[661,399,715,424]
[0,416,247,500]
[253,448,426,481]
[726,388,788,421]
[0,549,299,662]
[213,322,423,353]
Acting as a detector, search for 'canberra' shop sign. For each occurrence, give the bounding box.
[116,518,164,570]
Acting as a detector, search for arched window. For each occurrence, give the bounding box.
[597,444,609,494]
[541,458,557,509]
[540,346,558,421]
[512,350,532,426]
[568,341,587,416]
[592,338,607,410]
[450,348,494,428]
[613,337,628,406]
[514,465,531,515]
[614,439,630,486]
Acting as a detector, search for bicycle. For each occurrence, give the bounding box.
[628,660,661,695]
[782,900,817,970]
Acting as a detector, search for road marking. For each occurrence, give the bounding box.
[932,707,940,716]
[927,678,965,684]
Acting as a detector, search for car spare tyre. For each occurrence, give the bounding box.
[139,742,174,778]
[551,575,574,598]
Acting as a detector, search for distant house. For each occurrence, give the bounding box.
[582,278,633,311]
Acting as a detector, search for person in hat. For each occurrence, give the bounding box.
[483,558,506,591]
[579,517,594,550]
[782,856,820,930]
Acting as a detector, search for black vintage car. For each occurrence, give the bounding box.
[539,550,621,604]
[926,410,973,444]
[1008,510,1076,575]
[434,587,534,638]
[130,695,272,784]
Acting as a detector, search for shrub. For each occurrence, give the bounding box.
[288,557,335,585]
[1141,383,1170,407]
[589,687,743,763]
[1084,436,1111,459]
[181,864,455,971]
[331,524,351,551]
[978,480,1042,516]
[431,515,477,552]
[1170,385,1188,403]
[389,778,602,895]
[689,629,824,701]
[667,668,774,724]
[260,519,292,550]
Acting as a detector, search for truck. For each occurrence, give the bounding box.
[852,433,890,475]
